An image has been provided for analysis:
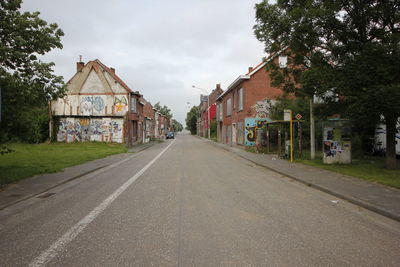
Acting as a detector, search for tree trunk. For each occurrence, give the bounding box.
[385,116,398,169]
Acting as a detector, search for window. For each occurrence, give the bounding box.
[130,97,137,112]
[238,88,243,111]
[233,91,236,109]
[226,98,232,116]
[279,55,287,68]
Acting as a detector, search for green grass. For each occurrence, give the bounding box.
[244,146,400,188]
[0,142,128,185]
[294,151,400,189]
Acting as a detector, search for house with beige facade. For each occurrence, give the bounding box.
[51,59,142,144]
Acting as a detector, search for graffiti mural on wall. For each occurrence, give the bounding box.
[114,96,128,114]
[80,96,105,116]
[244,117,272,146]
[253,99,274,118]
[57,118,124,143]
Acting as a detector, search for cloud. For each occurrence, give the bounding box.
[22,0,265,124]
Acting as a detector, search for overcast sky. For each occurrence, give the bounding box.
[22,0,265,124]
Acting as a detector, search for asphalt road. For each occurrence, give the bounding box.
[1,133,400,266]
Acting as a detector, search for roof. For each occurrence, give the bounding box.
[95,59,133,93]
[217,47,288,100]
[67,59,141,95]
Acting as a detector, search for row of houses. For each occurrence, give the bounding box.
[50,59,173,145]
[198,52,288,146]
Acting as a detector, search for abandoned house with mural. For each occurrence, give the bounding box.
[50,59,143,144]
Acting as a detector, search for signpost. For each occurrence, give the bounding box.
[284,109,293,162]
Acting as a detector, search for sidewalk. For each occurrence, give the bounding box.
[207,139,400,222]
[0,142,156,210]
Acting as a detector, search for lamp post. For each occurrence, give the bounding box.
[192,85,210,139]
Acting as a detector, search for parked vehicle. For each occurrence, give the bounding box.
[166,131,174,139]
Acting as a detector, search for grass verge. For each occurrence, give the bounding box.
[244,147,400,188]
[295,152,400,189]
[0,142,128,185]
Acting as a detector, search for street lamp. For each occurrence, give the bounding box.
[192,85,210,139]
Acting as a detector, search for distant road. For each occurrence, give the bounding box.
[1,134,399,266]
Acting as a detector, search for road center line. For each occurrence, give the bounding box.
[29,140,175,267]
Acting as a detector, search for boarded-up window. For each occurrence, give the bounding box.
[222,125,226,144]
[237,122,244,144]
[226,98,232,116]
[227,125,231,145]
[238,88,243,111]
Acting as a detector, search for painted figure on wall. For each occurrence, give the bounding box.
[114,96,128,114]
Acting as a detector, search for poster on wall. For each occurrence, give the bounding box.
[323,124,351,164]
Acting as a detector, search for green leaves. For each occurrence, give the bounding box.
[254,0,400,167]
[186,106,199,134]
[154,102,173,118]
[0,0,65,143]
[0,0,64,74]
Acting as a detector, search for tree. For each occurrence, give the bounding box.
[254,0,400,169]
[0,0,65,143]
[154,102,172,118]
[172,119,183,132]
[186,106,199,135]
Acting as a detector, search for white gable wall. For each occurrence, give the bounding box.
[104,71,128,94]
[80,69,105,94]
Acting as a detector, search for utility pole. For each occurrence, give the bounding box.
[310,97,315,160]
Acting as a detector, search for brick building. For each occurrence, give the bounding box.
[198,84,224,137]
[216,53,287,146]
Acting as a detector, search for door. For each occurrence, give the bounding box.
[232,123,237,145]
[227,125,231,146]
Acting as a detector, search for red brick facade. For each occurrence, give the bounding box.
[217,55,284,146]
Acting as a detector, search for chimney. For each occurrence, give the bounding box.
[76,55,84,72]
[216,83,221,90]
[248,67,254,73]
[110,67,115,74]
[76,62,84,72]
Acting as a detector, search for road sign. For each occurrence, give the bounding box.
[284,109,291,121]
[295,113,302,120]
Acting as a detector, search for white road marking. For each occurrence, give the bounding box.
[29,140,175,267]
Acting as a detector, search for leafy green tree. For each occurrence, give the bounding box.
[154,102,172,118]
[186,106,199,135]
[0,0,65,143]
[172,119,183,132]
[254,0,400,169]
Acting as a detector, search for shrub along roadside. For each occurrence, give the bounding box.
[0,142,128,185]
